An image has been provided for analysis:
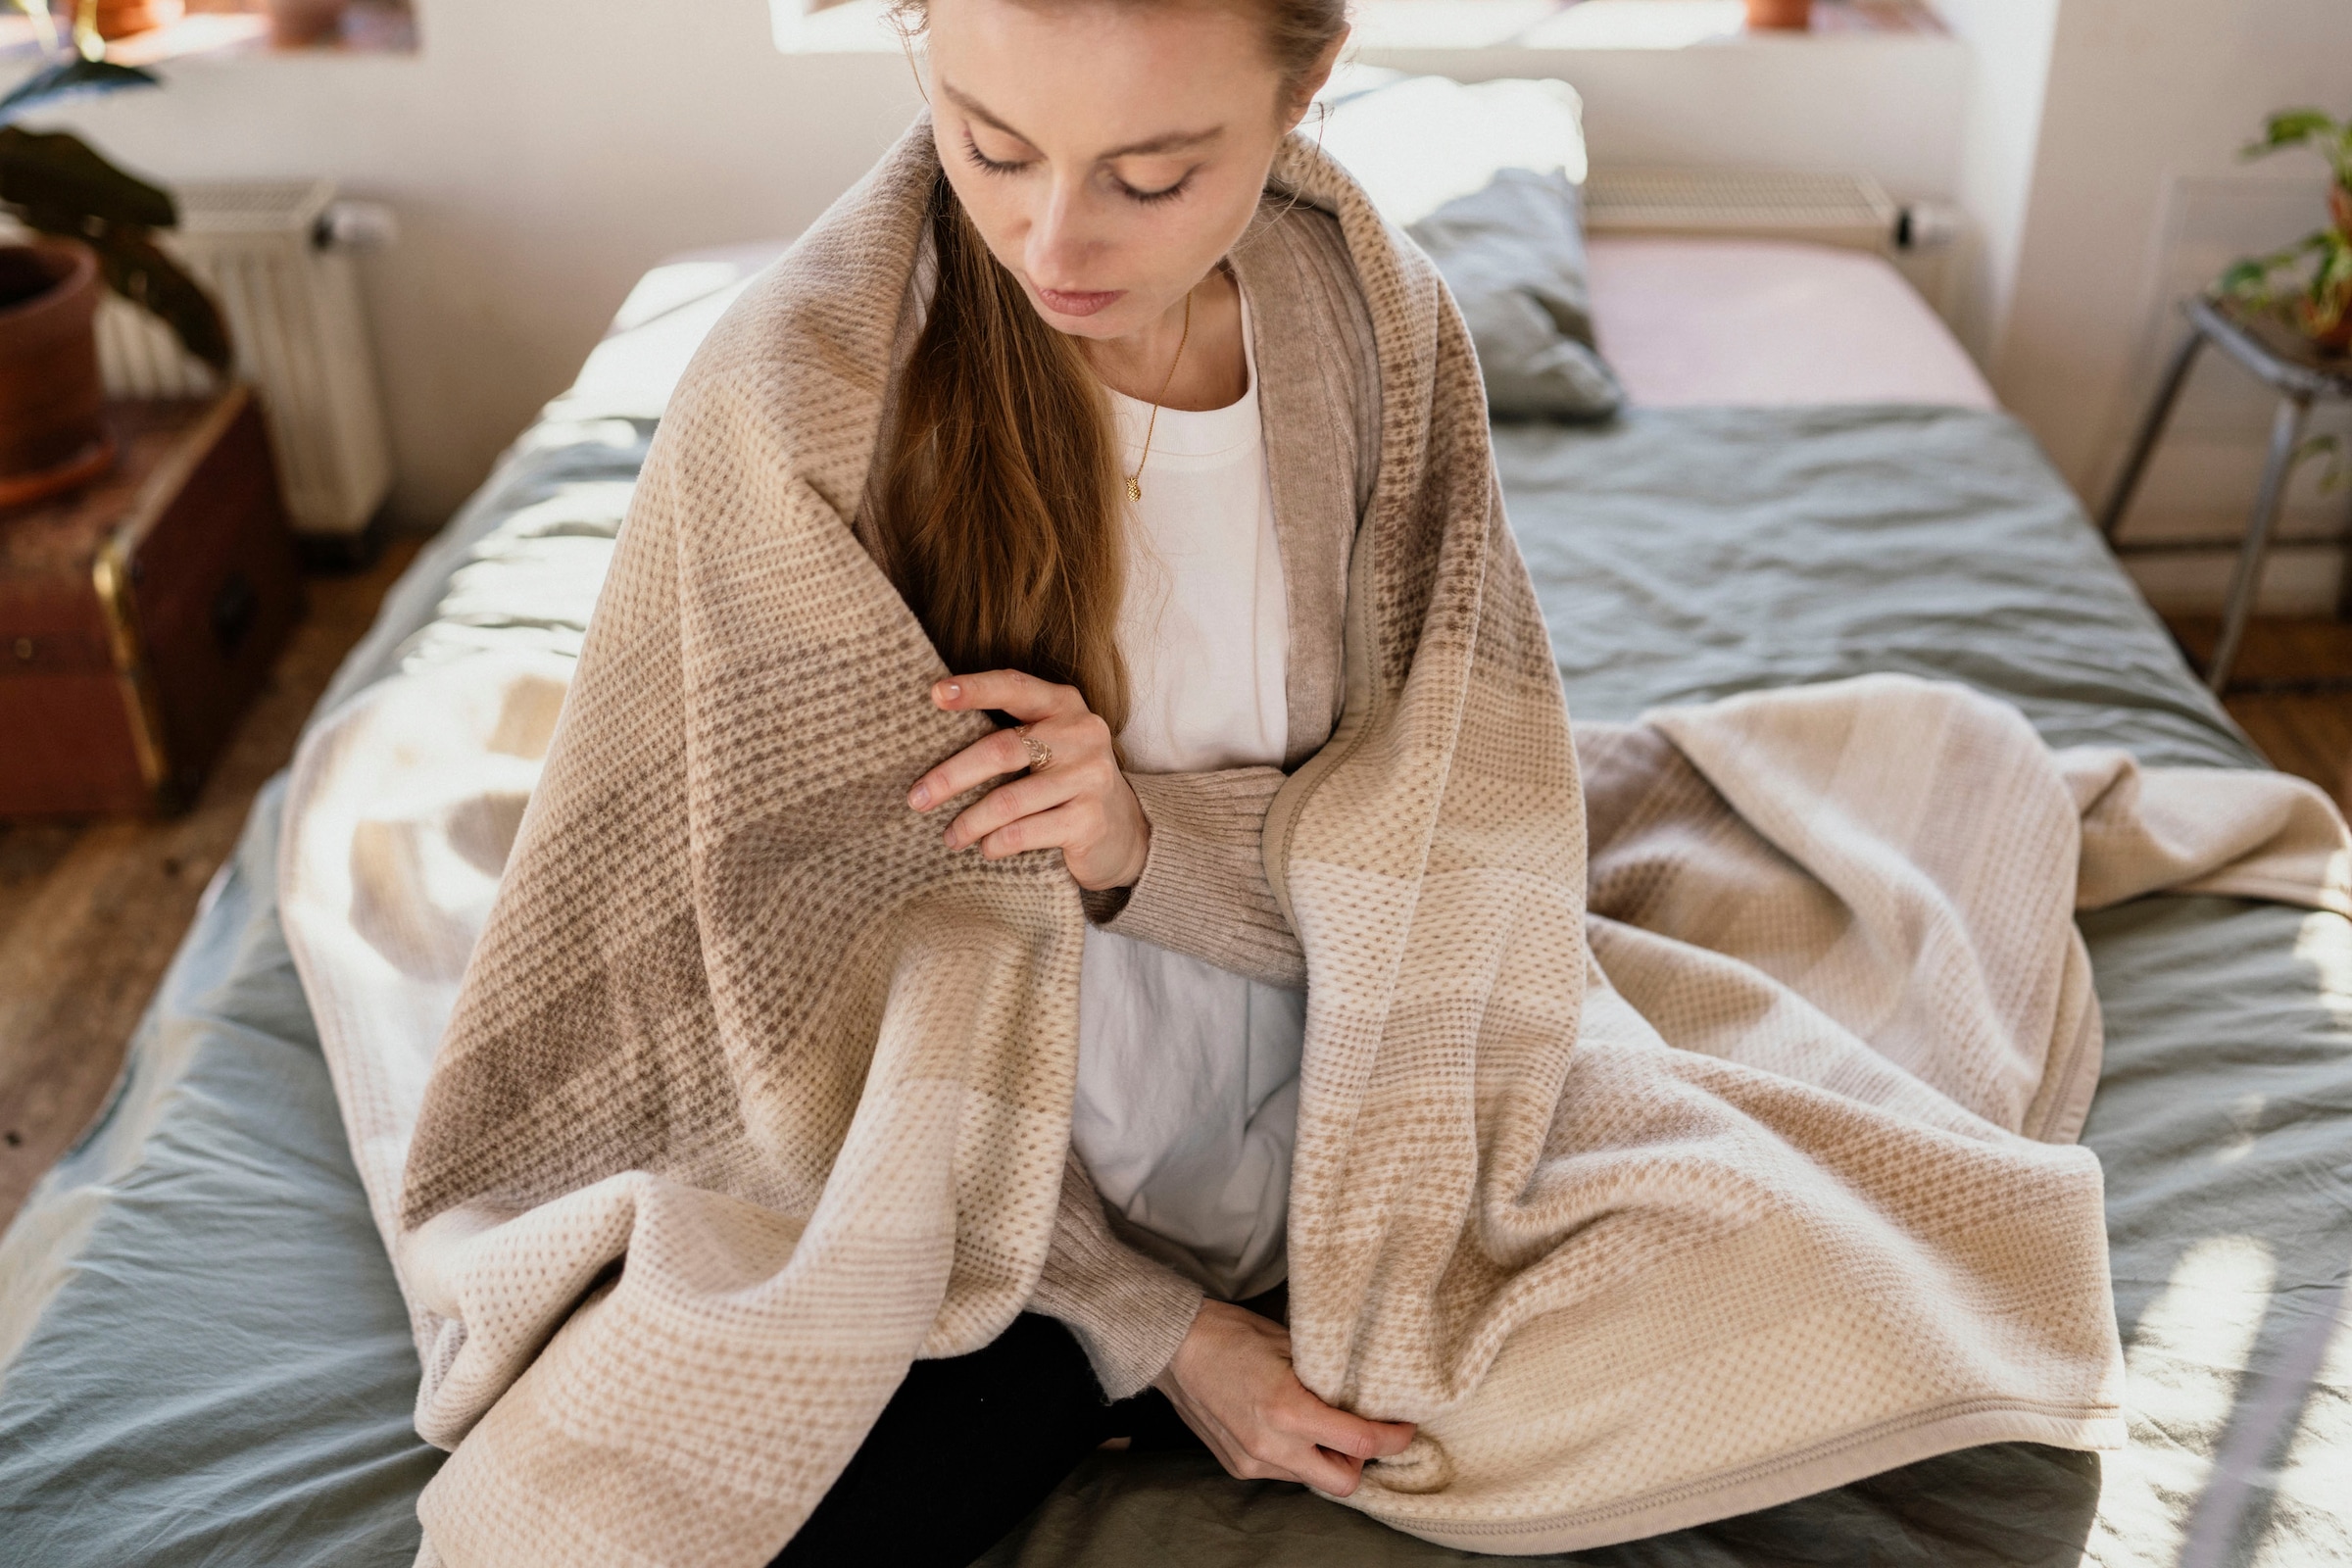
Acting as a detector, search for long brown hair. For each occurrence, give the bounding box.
[877,0,1348,734]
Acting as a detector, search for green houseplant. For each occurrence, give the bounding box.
[2220,108,2352,356]
[0,31,231,506]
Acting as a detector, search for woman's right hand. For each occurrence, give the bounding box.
[1154,1298,1417,1496]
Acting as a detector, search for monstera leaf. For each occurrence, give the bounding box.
[0,125,232,371]
[83,221,233,369]
[0,124,174,226]
[0,57,161,126]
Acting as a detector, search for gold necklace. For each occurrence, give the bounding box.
[1125,288,1194,503]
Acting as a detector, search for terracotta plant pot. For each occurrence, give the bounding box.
[2297,298,2352,357]
[1745,0,1813,29]
[93,0,185,40]
[268,0,348,48]
[0,241,114,511]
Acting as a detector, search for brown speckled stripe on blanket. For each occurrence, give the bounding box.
[280,117,2352,1566]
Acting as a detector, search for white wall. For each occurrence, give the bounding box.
[1367,35,1968,202]
[15,8,1976,533]
[39,0,2329,608]
[16,0,924,528]
[1925,0,2060,363]
[1970,0,2352,612]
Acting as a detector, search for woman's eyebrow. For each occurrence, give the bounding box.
[1100,126,1224,159]
[940,81,1036,146]
[940,81,1222,161]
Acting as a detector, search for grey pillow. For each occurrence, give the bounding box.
[1407,169,1623,422]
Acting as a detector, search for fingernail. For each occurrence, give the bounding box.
[908,786,929,809]
[941,682,960,701]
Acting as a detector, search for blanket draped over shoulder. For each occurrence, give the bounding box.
[279,121,2352,1566]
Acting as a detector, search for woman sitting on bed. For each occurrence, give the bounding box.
[772,0,1413,1558]
[388,0,2176,1552]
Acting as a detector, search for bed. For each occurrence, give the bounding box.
[1,217,2346,1567]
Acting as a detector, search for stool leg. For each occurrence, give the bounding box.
[2336,465,2352,622]
[2209,395,2311,694]
[2099,328,2205,541]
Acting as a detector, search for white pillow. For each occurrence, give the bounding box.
[1311,66,1590,228]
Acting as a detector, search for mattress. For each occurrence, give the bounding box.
[1,253,2345,1568]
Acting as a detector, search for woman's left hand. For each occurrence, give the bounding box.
[906,670,1151,892]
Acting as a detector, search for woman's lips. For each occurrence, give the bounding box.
[1034,285,1125,318]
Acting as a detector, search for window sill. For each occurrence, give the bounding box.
[0,2,416,68]
[771,0,1945,56]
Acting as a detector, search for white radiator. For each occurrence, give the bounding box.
[1583,167,1904,254]
[92,178,393,545]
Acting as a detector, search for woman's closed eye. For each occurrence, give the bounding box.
[961,131,1031,177]
[1112,168,1195,205]
[961,130,1194,207]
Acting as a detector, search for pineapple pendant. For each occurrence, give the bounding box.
[1122,289,1192,511]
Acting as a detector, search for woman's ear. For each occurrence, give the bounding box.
[1281,27,1348,131]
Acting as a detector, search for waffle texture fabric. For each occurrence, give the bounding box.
[278,120,2352,1566]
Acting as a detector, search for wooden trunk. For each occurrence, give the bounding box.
[0,389,303,816]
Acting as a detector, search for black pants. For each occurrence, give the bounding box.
[769,1313,1202,1567]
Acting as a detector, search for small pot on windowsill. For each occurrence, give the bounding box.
[1746,0,1814,29]
[93,0,185,40]
[268,0,350,48]
[0,241,114,514]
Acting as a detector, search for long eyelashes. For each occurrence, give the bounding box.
[1117,176,1192,206]
[960,132,1193,207]
[962,134,1026,177]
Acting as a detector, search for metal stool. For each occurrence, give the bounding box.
[2099,294,2352,693]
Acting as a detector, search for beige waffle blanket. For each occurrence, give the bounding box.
[280,122,2352,1565]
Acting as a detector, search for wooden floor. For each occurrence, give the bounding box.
[2170,616,2352,804]
[0,597,2347,1235]
[0,538,418,1228]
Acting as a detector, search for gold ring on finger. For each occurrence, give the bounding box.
[1015,724,1054,771]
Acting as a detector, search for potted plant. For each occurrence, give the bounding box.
[267,0,349,49]
[94,0,185,41]
[1745,0,1812,31]
[0,44,230,508]
[2220,108,2352,356]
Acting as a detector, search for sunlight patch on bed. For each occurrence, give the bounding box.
[2290,908,2352,1031]
[2089,1235,2276,1563]
[2212,1094,2265,1165]
[2252,1291,2352,1563]
[608,263,751,337]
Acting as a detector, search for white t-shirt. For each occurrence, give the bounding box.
[1070,289,1303,1302]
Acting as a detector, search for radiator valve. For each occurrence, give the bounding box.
[314,201,400,253]
[1896,202,1962,252]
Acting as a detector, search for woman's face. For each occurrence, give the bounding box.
[922,0,1319,343]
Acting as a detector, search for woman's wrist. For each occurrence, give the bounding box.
[909,670,1153,891]
[1114,804,1152,890]
[1152,1298,1417,1496]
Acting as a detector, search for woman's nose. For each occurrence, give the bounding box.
[1024,179,1097,287]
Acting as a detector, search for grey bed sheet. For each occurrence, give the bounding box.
[0,417,652,1567]
[1,404,2346,1568]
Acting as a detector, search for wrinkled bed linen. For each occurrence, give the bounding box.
[0,421,649,1568]
[983,407,2352,1568]
[280,125,2352,1564]
[1,366,2347,1567]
